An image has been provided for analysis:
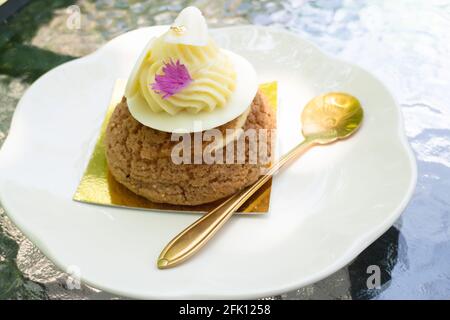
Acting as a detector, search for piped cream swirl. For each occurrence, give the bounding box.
[126,33,236,115]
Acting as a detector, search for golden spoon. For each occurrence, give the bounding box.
[157,92,364,269]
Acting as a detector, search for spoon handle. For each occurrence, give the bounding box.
[157,139,315,269]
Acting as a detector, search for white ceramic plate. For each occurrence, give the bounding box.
[0,26,416,299]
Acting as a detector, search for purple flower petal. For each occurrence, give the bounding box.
[151,59,192,99]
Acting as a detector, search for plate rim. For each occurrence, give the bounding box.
[0,25,417,299]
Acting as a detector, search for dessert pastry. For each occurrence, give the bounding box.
[105,7,276,206]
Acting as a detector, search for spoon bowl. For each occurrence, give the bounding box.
[301,92,363,144]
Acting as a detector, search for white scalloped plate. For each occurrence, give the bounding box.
[0,26,416,299]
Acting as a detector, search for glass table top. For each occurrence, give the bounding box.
[0,0,449,299]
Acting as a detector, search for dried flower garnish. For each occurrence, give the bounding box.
[151,59,192,99]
